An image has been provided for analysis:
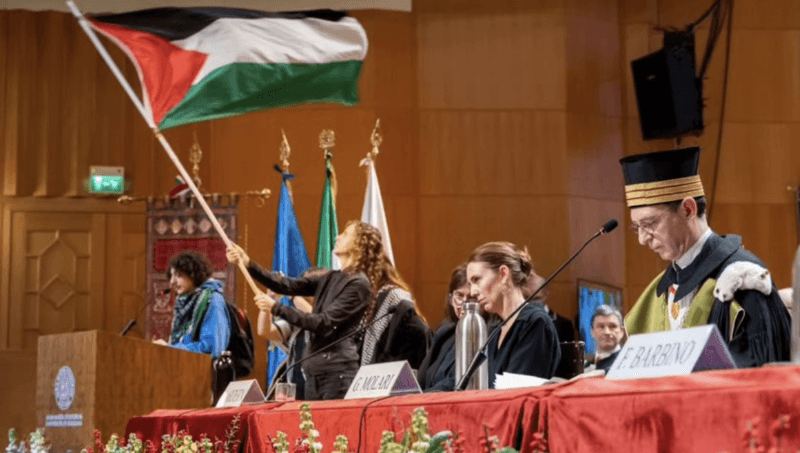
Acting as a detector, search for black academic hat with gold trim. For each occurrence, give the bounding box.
[619,147,705,208]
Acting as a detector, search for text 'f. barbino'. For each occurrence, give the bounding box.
[89,8,368,130]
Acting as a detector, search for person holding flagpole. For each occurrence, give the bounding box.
[227,222,374,400]
[255,268,327,401]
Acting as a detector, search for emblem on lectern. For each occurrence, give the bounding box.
[54,366,76,411]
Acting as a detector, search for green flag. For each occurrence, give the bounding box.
[316,156,339,269]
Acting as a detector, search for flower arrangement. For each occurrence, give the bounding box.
[77,413,243,453]
[266,404,522,453]
[9,406,536,453]
[269,403,323,453]
[6,429,49,453]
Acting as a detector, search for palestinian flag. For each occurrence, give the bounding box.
[89,8,368,130]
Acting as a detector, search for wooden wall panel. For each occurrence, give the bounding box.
[0,12,6,196]
[7,211,104,352]
[416,12,567,110]
[0,351,37,437]
[620,0,657,24]
[415,0,564,15]
[566,114,624,199]
[726,30,800,123]
[418,111,569,196]
[4,13,36,197]
[734,0,800,29]
[715,123,800,204]
[354,10,417,109]
[565,16,622,117]
[105,213,147,338]
[567,198,626,284]
[416,196,571,287]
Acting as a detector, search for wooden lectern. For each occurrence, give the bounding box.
[36,331,212,453]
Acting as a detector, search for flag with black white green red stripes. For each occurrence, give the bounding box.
[90,7,368,130]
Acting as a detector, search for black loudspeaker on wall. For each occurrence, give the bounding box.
[631,33,704,140]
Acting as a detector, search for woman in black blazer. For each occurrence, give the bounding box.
[466,242,561,388]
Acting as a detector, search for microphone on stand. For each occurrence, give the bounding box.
[455,218,619,391]
[120,288,172,337]
[266,304,400,400]
[120,319,137,336]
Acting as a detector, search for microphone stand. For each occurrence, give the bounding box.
[455,220,618,391]
[265,306,398,400]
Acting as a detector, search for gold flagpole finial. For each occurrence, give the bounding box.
[360,119,382,168]
[189,131,203,189]
[319,129,337,206]
[279,129,294,202]
[319,129,335,158]
[280,129,291,173]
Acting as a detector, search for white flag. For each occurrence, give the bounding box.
[360,160,395,265]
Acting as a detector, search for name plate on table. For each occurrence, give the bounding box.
[344,361,421,400]
[216,379,265,407]
[606,324,736,380]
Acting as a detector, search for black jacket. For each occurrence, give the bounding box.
[368,300,431,369]
[247,262,371,400]
[416,320,457,391]
[487,302,561,388]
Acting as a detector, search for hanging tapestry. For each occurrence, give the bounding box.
[145,195,238,340]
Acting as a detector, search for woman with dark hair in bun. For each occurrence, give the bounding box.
[467,242,561,387]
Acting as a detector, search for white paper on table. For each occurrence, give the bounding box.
[494,372,552,389]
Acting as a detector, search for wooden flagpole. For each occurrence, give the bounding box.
[66,0,264,296]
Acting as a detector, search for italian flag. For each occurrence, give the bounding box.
[89,8,368,130]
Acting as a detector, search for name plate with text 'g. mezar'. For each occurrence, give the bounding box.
[344,361,421,399]
[606,324,736,379]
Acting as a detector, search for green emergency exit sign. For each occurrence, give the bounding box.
[89,166,125,194]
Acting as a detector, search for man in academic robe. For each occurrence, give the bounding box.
[621,147,790,368]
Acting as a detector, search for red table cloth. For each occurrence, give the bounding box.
[544,365,800,452]
[126,366,800,452]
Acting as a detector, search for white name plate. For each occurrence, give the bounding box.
[344,360,421,400]
[606,324,736,380]
[215,379,265,407]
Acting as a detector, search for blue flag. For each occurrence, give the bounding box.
[267,169,311,388]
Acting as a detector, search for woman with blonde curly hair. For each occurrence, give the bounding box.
[226,220,427,400]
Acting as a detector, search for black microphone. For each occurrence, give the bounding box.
[455,218,619,391]
[600,219,618,234]
[120,287,170,338]
[120,318,137,336]
[266,304,400,400]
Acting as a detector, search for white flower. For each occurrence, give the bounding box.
[313,443,322,451]
[312,430,320,438]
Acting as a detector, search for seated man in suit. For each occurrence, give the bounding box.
[585,305,624,373]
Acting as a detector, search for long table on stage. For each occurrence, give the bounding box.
[126,366,800,452]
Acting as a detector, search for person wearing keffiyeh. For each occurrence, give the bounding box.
[155,250,231,358]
